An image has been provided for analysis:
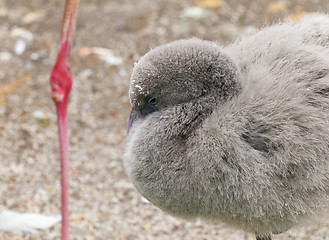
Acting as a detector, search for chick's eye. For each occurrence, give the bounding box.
[148,97,158,105]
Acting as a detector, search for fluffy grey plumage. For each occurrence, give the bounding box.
[124,14,329,239]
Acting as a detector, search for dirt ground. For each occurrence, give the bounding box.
[0,0,328,239]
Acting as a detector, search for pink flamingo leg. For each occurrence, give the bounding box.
[49,1,79,239]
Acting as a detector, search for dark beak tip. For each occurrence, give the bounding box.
[127,108,137,134]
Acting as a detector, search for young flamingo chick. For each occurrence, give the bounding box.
[125,14,329,240]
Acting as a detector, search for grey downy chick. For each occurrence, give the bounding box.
[124,14,329,240]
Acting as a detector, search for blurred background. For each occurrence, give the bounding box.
[0,0,328,239]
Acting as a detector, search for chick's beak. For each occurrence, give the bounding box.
[128,108,141,134]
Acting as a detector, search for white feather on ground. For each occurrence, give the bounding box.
[0,210,60,233]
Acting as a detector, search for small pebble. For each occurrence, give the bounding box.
[10,28,34,41]
[0,52,12,62]
[14,39,26,55]
[99,53,123,65]
[180,6,209,19]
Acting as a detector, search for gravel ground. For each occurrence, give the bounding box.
[0,0,328,239]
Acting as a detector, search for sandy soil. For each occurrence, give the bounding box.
[0,0,328,239]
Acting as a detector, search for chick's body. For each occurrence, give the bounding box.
[124,14,329,237]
